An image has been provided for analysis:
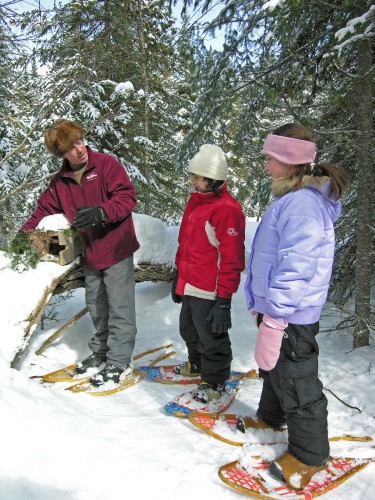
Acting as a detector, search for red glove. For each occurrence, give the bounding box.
[254,314,287,371]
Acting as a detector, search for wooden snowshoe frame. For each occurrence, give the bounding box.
[218,457,374,499]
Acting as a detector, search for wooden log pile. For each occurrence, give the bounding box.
[53,262,176,295]
[8,219,177,366]
[26,226,176,294]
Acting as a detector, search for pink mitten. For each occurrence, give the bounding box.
[254,315,288,371]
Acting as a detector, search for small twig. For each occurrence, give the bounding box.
[324,387,362,412]
[35,307,89,356]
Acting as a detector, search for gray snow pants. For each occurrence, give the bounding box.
[257,315,329,467]
[179,295,232,384]
[84,256,137,369]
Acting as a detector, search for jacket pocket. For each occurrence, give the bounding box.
[251,260,272,298]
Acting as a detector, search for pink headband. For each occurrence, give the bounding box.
[262,134,317,165]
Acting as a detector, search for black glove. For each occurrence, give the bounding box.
[207,297,232,335]
[10,230,29,254]
[171,271,182,304]
[74,206,103,229]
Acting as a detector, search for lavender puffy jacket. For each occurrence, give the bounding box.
[244,177,342,325]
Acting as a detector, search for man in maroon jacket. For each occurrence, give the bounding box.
[19,119,140,386]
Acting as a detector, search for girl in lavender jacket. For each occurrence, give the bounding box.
[244,123,349,490]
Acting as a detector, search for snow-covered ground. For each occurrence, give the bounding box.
[0,217,374,499]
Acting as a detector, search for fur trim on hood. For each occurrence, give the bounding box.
[271,175,330,198]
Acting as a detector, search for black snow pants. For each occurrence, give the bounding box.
[179,295,232,385]
[257,314,329,467]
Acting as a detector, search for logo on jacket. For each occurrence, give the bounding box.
[87,173,97,181]
[227,228,238,236]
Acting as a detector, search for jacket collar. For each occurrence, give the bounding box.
[271,175,330,197]
[191,182,228,200]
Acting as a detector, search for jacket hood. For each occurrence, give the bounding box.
[190,182,227,200]
[272,175,341,223]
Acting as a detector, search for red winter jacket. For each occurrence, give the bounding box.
[22,146,139,270]
[175,184,245,300]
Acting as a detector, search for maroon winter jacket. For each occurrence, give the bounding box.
[22,146,139,270]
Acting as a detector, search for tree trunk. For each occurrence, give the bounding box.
[137,0,151,215]
[353,36,374,348]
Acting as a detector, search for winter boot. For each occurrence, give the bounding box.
[75,353,106,375]
[91,363,133,387]
[173,360,201,377]
[270,452,328,490]
[192,382,226,404]
[236,415,287,434]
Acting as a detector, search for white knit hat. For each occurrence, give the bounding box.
[188,144,228,180]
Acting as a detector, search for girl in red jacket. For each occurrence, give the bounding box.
[171,144,246,403]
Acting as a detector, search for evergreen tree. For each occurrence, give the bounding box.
[0,2,40,244]
[20,0,193,222]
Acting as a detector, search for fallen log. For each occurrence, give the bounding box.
[9,261,175,367]
[53,262,175,294]
[10,263,78,368]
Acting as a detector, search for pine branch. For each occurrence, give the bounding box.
[0,171,55,206]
